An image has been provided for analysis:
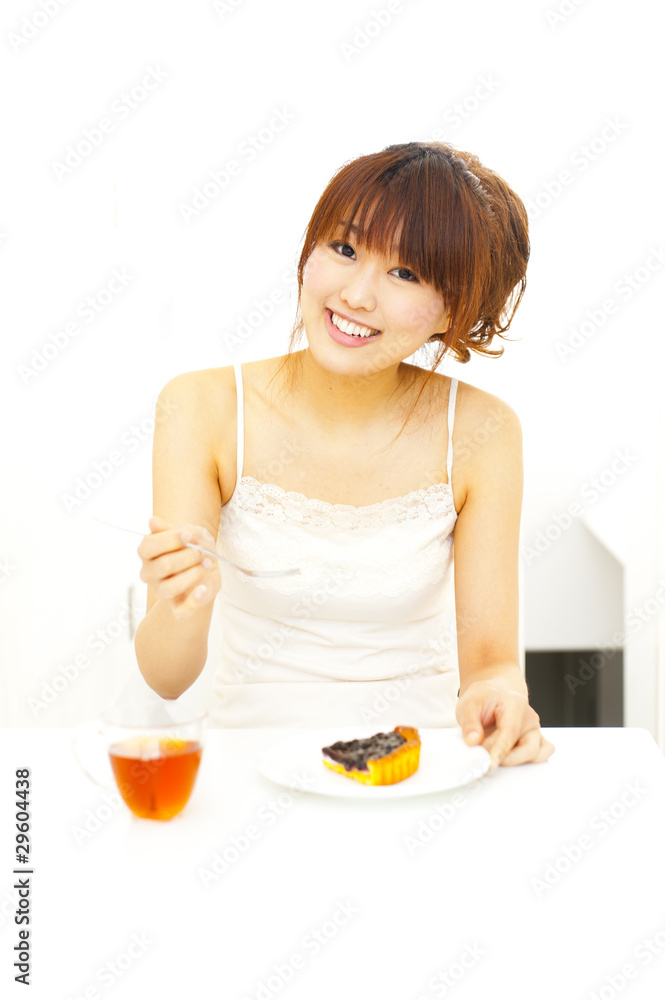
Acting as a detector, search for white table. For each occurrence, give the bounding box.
[1,727,665,999]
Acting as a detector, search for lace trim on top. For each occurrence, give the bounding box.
[219,477,457,595]
[229,476,458,529]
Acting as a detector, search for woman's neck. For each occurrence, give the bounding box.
[284,349,418,436]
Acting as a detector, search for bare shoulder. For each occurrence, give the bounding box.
[451,378,523,505]
[158,363,250,426]
[166,356,282,393]
[454,378,522,435]
[156,359,286,505]
[153,368,233,471]
[158,365,233,407]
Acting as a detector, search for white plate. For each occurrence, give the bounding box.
[256,727,492,799]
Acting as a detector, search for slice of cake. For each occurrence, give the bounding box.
[321,726,421,785]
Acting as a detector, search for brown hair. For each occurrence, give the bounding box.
[268,140,529,439]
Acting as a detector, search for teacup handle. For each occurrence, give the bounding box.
[71,720,117,790]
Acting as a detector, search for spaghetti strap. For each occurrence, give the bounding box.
[232,361,244,483]
[446,378,458,486]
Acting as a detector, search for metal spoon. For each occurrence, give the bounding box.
[92,517,301,578]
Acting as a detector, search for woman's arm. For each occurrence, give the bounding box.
[452,388,554,766]
[453,391,525,694]
[134,371,223,699]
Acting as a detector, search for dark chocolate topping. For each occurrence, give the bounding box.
[322,730,407,772]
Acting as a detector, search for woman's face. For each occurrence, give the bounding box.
[300,221,449,375]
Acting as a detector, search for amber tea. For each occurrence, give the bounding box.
[109,737,202,821]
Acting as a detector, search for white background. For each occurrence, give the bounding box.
[0,0,663,736]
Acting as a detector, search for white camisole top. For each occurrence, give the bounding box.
[210,361,460,728]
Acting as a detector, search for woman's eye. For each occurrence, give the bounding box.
[328,240,355,258]
[327,241,419,281]
[393,266,419,283]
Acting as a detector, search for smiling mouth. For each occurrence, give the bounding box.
[328,309,381,338]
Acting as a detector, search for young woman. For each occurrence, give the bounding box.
[135,140,555,769]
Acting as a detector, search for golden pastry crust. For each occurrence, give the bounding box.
[322,726,421,785]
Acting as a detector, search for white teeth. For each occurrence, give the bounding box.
[331,311,379,338]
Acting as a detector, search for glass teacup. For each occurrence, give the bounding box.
[72,700,207,821]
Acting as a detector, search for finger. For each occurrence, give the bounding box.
[499,728,543,766]
[501,733,556,767]
[137,516,172,559]
[533,737,556,763]
[154,563,210,602]
[455,694,490,746]
[483,702,540,754]
[484,701,525,767]
[171,578,218,619]
[148,515,171,531]
[139,525,197,560]
[456,685,511,747]
[140,545,206,585]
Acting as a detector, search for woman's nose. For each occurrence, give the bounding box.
[340,264,379,312]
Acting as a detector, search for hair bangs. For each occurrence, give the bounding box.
[300,147,480,305]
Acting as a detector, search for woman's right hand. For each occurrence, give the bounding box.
[138,515,222,619]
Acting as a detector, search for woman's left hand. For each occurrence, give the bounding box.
[455,680,556,768]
